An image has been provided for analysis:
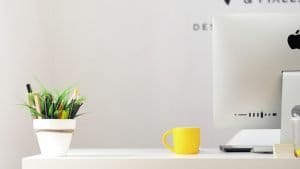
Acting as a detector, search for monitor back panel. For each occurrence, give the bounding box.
[212,14,300,129]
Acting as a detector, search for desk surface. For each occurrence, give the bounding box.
[24,148,274,159]
[22,149,300,169]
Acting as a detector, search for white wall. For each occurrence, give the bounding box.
[1,0,299,169]
[47,0,300,148]
[0,0,53,169]
[46,0,238,148]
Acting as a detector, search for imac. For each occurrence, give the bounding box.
[212,14,300,150]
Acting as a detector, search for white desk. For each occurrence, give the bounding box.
[22,149,300,169]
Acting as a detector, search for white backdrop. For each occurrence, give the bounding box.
[1,0,299,169]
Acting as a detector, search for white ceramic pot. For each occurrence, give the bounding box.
[33,119,76,157]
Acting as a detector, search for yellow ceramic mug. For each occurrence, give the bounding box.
[162,127,200,154]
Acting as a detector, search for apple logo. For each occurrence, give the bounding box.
[288,29,300,49]
[224,0,231,5]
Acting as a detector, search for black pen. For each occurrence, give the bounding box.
[26,83,37,118]
[26,83,32,93]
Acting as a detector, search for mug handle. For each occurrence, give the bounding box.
[162,129,174,152]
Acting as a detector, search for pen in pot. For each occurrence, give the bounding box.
[26,84,37,118]
[33,93,42,119]
[26,84,32,93]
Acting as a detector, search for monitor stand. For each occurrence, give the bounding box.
[281,71,300,143]
[226,129,280,146]
[221,71,300,153]
[220,129,280,152]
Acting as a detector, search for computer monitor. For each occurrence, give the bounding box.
[212,14,300,129]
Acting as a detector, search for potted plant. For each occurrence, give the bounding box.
[23,83,85,156]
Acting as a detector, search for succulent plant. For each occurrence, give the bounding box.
[23,84,85,119]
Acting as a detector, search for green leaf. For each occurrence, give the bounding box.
[75,113,86,118]
[22,82,85,119]
[54,110,59,119]
[48,103,54,118]
[70,103,83,119]
[21,104,47,118]
[61,110,69,119]
[55,88,72,110]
